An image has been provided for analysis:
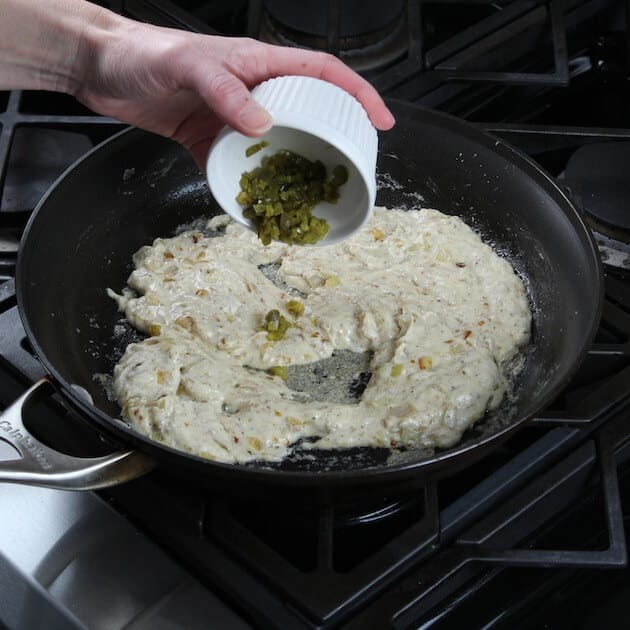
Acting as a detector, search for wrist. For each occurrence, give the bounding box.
[72,3,137,96]
[0,0,125,94]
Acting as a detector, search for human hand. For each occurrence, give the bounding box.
[75,18,395,167]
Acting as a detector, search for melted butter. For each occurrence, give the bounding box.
[109,208,531,463]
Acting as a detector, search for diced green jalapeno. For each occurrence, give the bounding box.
[236,150,349,245]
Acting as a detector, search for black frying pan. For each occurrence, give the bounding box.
[7,101,603,498]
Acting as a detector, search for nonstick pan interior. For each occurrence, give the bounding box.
[17,102,602,481]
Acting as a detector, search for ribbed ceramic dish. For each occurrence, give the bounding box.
[206,75,378,245]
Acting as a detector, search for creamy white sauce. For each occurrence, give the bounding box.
[109,208,531,463]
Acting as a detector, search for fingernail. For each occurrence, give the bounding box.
[240,106,272,132]
[383,110,396,128]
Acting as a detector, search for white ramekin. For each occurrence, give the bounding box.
[206,75,378,245]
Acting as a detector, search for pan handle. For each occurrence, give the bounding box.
[0,378,155,490]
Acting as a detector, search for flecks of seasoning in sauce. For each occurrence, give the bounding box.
[110,208,531,464]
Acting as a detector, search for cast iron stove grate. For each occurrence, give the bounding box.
[0,91,124,280]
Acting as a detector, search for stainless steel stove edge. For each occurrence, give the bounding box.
[0,483,251,630]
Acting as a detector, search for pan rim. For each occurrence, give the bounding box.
[16,104,604,485]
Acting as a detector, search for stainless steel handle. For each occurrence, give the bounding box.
[0,378,155,490]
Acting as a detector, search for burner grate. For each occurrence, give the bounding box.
[0,91,123,279]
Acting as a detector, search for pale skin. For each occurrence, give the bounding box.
[0,0,395,166]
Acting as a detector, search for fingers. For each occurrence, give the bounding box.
[241,43,395,130]
[168,104,225,167]
[171,33,393,146]
[188,137,214,170]
[191,69,272,137]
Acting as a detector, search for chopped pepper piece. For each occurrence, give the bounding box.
[262,309,291,341]
[245,140,269,157]
[236,150,349,245]
[391,364,403,377]
[286,299,304,317]
[268,366,288,380]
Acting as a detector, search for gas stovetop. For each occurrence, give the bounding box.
[2,2,630,629]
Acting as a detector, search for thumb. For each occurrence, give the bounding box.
[195,71,272,136]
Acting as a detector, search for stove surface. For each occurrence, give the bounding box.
[2,1,630,629]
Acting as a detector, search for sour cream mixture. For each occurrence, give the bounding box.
[109,207,531,463]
